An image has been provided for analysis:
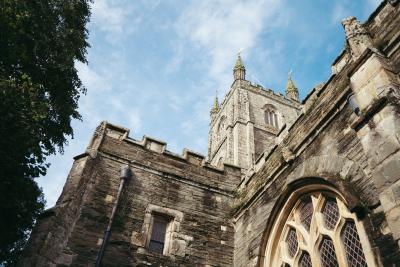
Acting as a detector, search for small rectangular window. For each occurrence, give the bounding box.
[148,215,169,254]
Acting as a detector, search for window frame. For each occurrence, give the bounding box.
[263,187,378,267]
[263,104,279,129]
[147,213,172,255]
[139,204,183,256]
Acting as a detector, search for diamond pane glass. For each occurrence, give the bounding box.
[286,228,298,258]
[342,221,368,267]
[322,198,340,230]
[299,197,313,231]
[299,251,312,267]
[320,237,339,267]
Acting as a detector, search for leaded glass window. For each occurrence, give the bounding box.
[320,237,339,267]
[342,221,368,267]
[264,192,375,267]
[322,198,340,230]
[299,197,313,231]
[299,252,312,267]
[286,228,298,258]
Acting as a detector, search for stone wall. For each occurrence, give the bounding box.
[20,122,241,266]
[233,1,400,266]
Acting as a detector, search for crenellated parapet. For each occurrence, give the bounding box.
[86,121,242,189]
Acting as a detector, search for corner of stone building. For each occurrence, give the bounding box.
[86,121,130,152]
[57,121,130,206]
[18,122,128,267]
[342,6,400,260]
[343,1,400,260]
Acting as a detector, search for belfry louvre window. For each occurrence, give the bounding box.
[148,215,169,254]
[264,191,375,267]
[265,109,278,128]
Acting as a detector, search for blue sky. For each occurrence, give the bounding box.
[38,0,381,207]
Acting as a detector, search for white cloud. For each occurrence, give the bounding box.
[76,61,111,92]
[91,0,138,43]
[126,107,142,132]
[175,0,283,90]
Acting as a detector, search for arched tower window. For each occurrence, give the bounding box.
[263,188,376,267]
[264,105,278,128]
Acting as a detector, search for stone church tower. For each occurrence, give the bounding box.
[19,1,400,266]
[208,54,301,170]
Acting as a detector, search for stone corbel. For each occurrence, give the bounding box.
[280,144,296,163]
[85,148,98,159]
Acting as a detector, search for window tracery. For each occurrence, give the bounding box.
[264,105,279,128]
[264,191,374,267]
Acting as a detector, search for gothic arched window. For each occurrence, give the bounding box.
[264,189,376,267]
[264,105,278,128]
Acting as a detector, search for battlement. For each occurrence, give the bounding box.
[211,80,301,126]
[222,80,300,108]
[246,81,301,106]
[87,121,242,178]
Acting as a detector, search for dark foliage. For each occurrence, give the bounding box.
[0,1,91,264]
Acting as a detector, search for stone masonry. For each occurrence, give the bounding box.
[20,1,400,266]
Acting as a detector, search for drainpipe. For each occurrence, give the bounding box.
[95,164,131,267]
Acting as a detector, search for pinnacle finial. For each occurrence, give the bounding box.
[341,16,375,59]
[234,53,245,70]
[213,90,219,109]
[233,53,246,80]
[287,70,295,88]
[211,91,219,115]
[286,70,299,102]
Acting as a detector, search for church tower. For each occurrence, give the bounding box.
[208,54,302,172]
